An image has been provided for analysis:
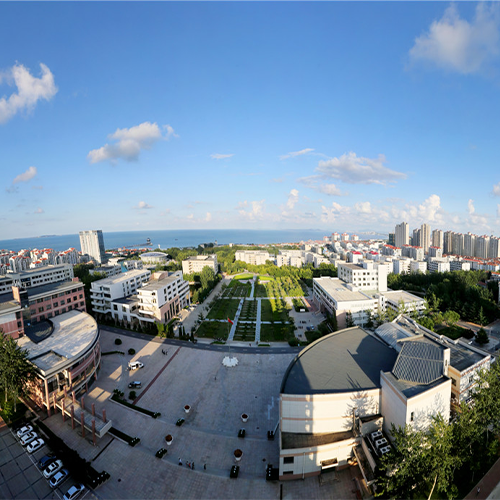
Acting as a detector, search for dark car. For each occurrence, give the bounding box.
[38,454,57,470]
[128,381,142,389]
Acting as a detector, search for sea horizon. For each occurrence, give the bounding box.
[0,229,388,253]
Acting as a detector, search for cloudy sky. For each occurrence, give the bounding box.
[2,2,500,239]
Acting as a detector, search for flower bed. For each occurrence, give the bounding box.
[110,394,161,418]
[109,427,140,447]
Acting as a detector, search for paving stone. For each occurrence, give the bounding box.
[0,462,20,481]
[14,485,37,500]
[15,453,33,471]
[7,471,29,497]
[0,481,12,499]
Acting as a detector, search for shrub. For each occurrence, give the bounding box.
[464,329,475,340]
[129,391,136,400]
[288,337,299,347]
[128,348,135,355]
[115,338,122,345]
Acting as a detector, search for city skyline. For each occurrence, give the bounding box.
[3,2,500,239]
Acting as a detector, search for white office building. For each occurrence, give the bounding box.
[182,255,218,275]
[235,250,272,266]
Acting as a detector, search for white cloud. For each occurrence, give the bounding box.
[493,182,500,196]
[211,153,234,160]
[409,4,500,74]
[0,63,58,124]
[286,189,299,210]
[354,201,372,214]
[205,212,212,222]
[163,124,179,139]
[497,204,500,218]
[316,152,406,185]
[134,201,153,210]
[13,166,37,184]
[34,207,44,214]
[280,148,314,161]
[187,214,194,220]
[88,122,175,164]
[298,175,343,196]
[468,199,475,215]
[237,200,265,221]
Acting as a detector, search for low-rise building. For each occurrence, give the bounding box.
[0,264,74,292]
[182,255,218,275]
[235,250,272,266]
[89,265,122,278]
[279,327,451,481]
[139,252,169,265]
[90,269,151,316]
[338,261,387,292]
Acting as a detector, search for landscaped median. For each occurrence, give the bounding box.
[110,391,161,419]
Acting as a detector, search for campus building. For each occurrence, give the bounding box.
[139,252,169,265]
[235,250,272,266]
[0,264,74,294]
[279,326,451,481]
[79,230,106,264]
[182,255,218,275]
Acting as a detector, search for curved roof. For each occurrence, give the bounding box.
[140,252,167,259]
[280,327,398,395]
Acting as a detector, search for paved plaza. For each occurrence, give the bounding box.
[36,329,365,499]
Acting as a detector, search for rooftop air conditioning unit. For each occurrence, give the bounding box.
[379,446,391,455]
[371,431,383,441]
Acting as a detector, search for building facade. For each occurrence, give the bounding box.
[79,230,106,264]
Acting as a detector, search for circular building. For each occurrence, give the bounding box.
[140,252,169,265]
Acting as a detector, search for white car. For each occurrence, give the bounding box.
[43,459,63,479]
[16,425,33,438]
[49,469,69,488]
[27,438,45,453]
[20,431,38,446]
[63,484,86,500]
[128,361,144,370]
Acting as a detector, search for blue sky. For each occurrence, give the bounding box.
[2,2,500,239]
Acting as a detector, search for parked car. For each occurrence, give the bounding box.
[63,483,86,500]
[43,459,63,479]
[128,361,144,370]
[38,454,57,470]
[49,469,69,488]
[20,431,38,446]
[16,425,33,438]
[27,438,45,453]
[128,381,142,388]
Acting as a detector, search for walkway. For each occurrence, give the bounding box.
[227,298,244,341]
[255,298,262,343]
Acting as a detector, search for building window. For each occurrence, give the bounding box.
[283,471,294,475]
[60,300,65,305]
[54,302,58,307]
[283,457,294,464]
[410,412,414,422]
[452,379,457,386]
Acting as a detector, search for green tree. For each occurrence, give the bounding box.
[0,334,36,412]
[345,311,354,328]
[443,310,460,328]
[475,327,489,344]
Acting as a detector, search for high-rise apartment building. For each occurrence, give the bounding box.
[432,229,444,249]
[421,224,431,253]
[79,230,106,264]
[489,237,500,259]
[463,233,476,257]
[444,231,453,255]
[412,228,421,248]
[452,232,464,256]
[476,235,490,260]
[395,222,409,248]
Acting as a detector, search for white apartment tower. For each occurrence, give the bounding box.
[421,223,431,253]
[395,222,409,248]
[79,230,106,264]
[463,233,476,257]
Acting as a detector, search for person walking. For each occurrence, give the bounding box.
[178,458,182,466]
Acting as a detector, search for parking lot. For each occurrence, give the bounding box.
[0,418,94,500]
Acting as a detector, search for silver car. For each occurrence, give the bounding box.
[16,425,33,438]
[43,459,63,479]
[20,431,38,446]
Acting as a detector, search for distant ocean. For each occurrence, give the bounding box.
[0,229,388,253]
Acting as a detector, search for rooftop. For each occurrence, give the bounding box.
[382,290,425,304]
[17,310,99,375]
[313,278,375,303]
[383,370,449,399]
[280,327,398,395]
[139,273,181,291]
[91,269,150,287]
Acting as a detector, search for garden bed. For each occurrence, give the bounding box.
[207,299,241,320]
[196,321,229,339]
[110,394,161,418]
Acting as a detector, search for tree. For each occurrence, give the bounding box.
[443,310,460,328]
[345,311,354,328]
[475,327,489,345]
[417,315,434,331]
[0,334,36,412]
[478,306,487,327]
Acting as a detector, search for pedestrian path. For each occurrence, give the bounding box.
[255,298,262,343]
[227,299,244,341]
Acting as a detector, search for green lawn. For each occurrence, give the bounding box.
[260,323,294,342]
[254,284,268,298]
[260,298,290,322]
[222,280,252,298]
[207,299,241,320]
[196,321,230,339]
[233,273,254,280]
